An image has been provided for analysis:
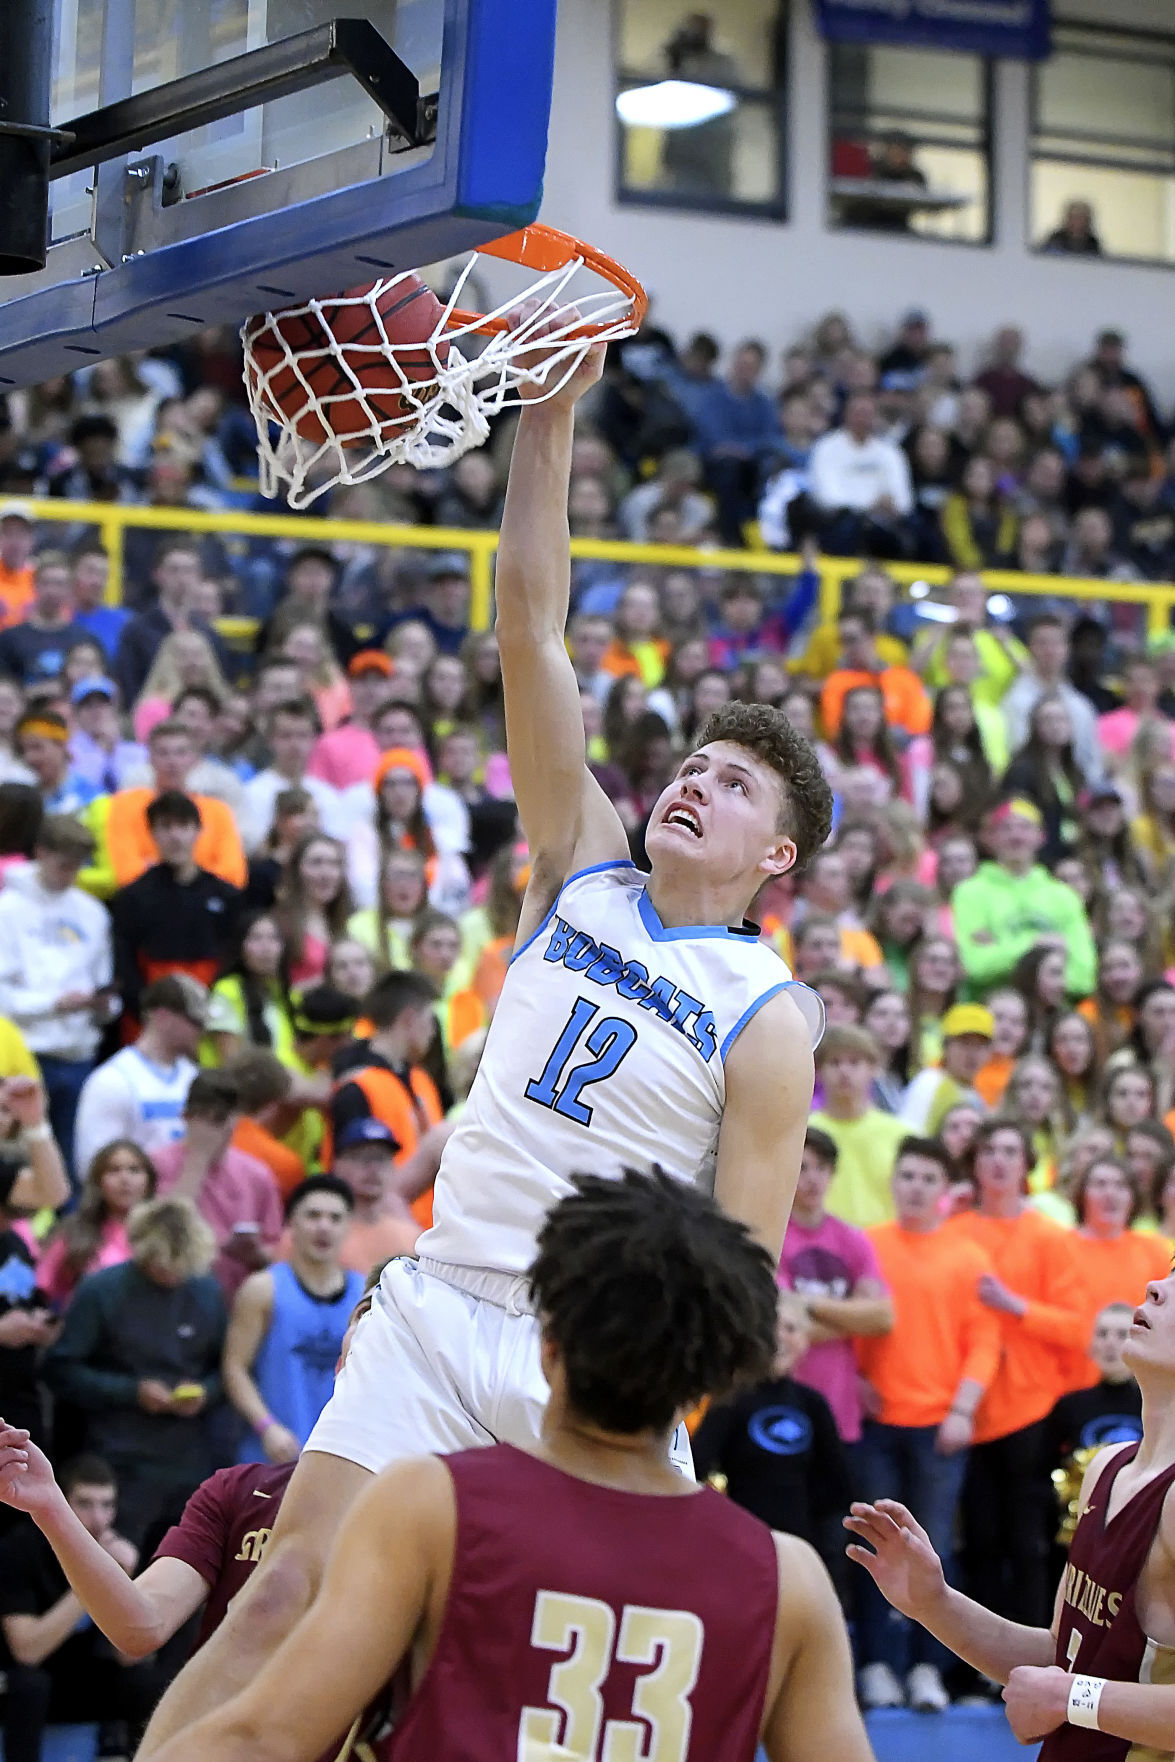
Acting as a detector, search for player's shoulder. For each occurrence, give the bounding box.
[723,981,818,1074]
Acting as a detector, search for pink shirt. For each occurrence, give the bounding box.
[36,1219,134,1308]
[779,1212,887,1443]
[1099,706,1175,760]
[151,1141,283,1301]
[308,725,380,789]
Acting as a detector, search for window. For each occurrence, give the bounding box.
[1031,24,1175,265]
[827,43,990,243]
[614,1,786,216]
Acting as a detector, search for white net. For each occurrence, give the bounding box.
[241,244,641,509]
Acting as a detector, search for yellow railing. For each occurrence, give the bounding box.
[23,497,1175,638]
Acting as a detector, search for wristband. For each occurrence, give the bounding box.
[1068,1676,1106,1731]
[23,1123,51,1143]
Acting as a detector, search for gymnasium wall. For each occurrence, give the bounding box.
[535,0,1175,395]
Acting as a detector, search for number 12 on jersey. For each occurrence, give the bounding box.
[525,999,638,1127]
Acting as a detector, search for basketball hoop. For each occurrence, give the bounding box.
[241,224,647,509]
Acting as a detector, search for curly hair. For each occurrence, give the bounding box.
[528,1167,778,1435]
[696,699,833,869]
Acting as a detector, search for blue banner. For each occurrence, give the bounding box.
[812,0,1051,60]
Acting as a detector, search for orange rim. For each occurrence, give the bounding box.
[444,223,647,338]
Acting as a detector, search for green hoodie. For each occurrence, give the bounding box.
[951,861,1096,996]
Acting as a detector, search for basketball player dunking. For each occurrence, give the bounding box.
[846,1271,1175,1759]
[152,1170,875,1762]
[137,319,831,1756]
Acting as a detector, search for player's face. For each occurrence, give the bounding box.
[644,742,796,892]
[1124,1271,1175,1375]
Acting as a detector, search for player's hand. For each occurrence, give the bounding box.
[137,1378,175,1415]
[260,1421,301,1463]
[935,1410,973,1456]
[0,1421,65,1519]
[509,300,608,411]
[1003,1666,1071,1742]
[2,1077,46,1130]
[843,1499,948,1621]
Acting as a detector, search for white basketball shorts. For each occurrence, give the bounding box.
[305,1255,694,1476]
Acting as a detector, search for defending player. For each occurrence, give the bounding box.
[845,1272,1175,1757]
[138,322,831,1753]
[145,1169,872,1762]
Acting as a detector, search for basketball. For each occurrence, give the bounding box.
[246,273,449,446]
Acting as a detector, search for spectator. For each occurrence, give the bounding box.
[972,327,1042,419]
[898,1003,993,1134]
[242,697,347,854]
[0,551,80,686]
[44,1196,226,1546]
[947,1117,1085,1631]
[0,505,36,626]
[108,790,241,1021]
[1066,1156,1170,1386]
[0,1453,163,1762]
[691,341,780,544]
[330,971,444,1198]
[81,718,247,898]
[205,911,295,1068]
[35,1141,156,1309]
[809,1026,909,1227]
[820,608,931,741]
[691,1289,850,1571]
[1002,693,1086,859]
[68,676,147,794]
[951,799,1096,997]
[940,456,1018,571]
[221,1048,306,1199]
[1042,199,1103,256]
[808,393,914,558]
[0,815,113,1173]
[70,543,129,662]
[855,1136,1001,1712]
[1086,327,1163,445]
[304,651,395,790]
[1045,1302,1143,1490]
[223,1175,364,1463]
[390,554,471,658]
[113,541,228,706]
[778,1126,893,1447]
[16,708,101,817]
[73,973,206,1176]
[151,1070,283,1302]
[0,1084,73,1440]
[327,1117,424,1269]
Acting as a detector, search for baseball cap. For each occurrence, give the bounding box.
[141,972,208,1028]
[336,1118,396,1152]
[941,1003,995,1041]
[70,676,116,706]
[347,650,393,679]
[0,501,33,525]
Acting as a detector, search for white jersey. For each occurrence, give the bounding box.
[419,860,823,1275]
[74,1047,197,1178]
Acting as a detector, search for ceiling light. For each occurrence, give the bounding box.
[615,81,737,131]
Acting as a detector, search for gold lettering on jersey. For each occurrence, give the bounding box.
[1063,1563,1121,1630]
[234,1526,272,1564]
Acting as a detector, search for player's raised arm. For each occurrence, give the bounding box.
[496,326,630,914]
[716,989,815,1261]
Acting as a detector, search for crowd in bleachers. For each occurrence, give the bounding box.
[0,301,1173,1745]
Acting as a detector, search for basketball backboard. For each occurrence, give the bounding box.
[0,0,558,387]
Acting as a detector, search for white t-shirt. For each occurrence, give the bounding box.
[74,1047,197,1177]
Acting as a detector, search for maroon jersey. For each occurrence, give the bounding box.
[152,1460,296,1649]
[382,1443,778,1762]
[1042,1442,1175,1762]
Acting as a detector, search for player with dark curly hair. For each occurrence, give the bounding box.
[148,1168,873,1762]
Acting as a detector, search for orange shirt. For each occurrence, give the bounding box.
[772,923,884,973]
[943,1208,1085,1443]
[278,1210,419,1278]
[231,1118,306,1200]
[820,665,932,739]
[1067,1231,1172,1389]
[857,1223,1001,1429]
[974,1053,1014,1110]
[0,563,34,628]
[85,788,247,896]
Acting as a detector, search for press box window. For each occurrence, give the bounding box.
[828,41,991,243]
[614,1,785,216]
[1031,24,1175,265]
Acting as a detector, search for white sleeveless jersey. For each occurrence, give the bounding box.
[419,860,824,1275]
